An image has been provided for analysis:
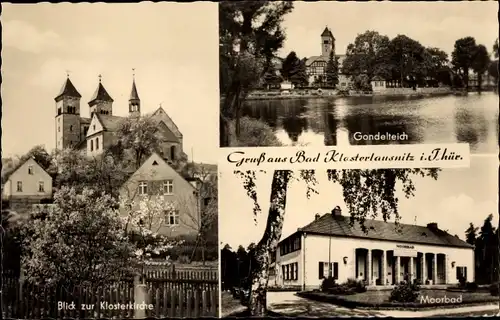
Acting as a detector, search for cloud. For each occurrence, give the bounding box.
[80,35,111,53]
[3,20,63,53]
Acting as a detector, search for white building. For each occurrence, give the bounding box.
[269,207,474,290]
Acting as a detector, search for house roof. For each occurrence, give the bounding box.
[293,213,473,249]
[1,157,50,184]
[305,54,346,67]
[89,82,114,105]
[55,78,82,101]
[80,117,91,124]
[95,114,124,132]
[321,27,334,39]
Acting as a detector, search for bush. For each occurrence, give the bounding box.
[458,275,466,287]
[345,278,367,293]
[490,283,499,296]
[465,282,478,292]
[389,281,420,303]
[229,117,282,147]
[321,276,337,292]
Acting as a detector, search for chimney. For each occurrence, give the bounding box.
[314,213,320,221]
[331,206,342,216]
[427,222,438,230]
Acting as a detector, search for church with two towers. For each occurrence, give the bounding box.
[54,74,187,162]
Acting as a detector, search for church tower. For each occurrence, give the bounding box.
[321,26,335,57]
[88,75,114,116]
[129,71,141,118]
[55,75,82,150]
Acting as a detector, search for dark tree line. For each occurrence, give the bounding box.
[221,243,256,291]
[465,214,499,284]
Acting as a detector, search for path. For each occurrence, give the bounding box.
[267,292,499,318]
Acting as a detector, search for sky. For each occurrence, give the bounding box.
[1,3,219,164]
[219,156,498,250]
[278,1,498,58]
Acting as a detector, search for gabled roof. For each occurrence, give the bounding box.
[94,114,124,132]
[130,80,140,101]
[89,82,114,105]
[157,121,180,143]
[294,213,473,249]
[321,27,334,39]
[55,78,81,101]
[305,54,346,67]
[2,157,51,184]
[80,117,92,125]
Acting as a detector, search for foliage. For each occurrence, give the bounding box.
[488,60,499,82]
[1,210,23,275]
[321,276,338,292]
[281,52,308,87]
[470,214,499,284]
[114,116,163,169]
[389,281,420,303]
[390,35,428,86]
[471,44,491,91]
[345,278,367,293]
[465,222,478,245]
[21,187,136,286]
[325,50,339,87]
[352,74,372,92]
[342,31,392,81]
[494,39,499,59]
[229,117,282,147]
[219,1,294,145]
[465,282,478,292]
[451,37,477,88]
[320,277,366,295]
[262,64,283,88]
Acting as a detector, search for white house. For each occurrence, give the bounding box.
[269,207,474,290]
[2,157,53,201]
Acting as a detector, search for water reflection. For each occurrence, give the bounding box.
[240,92,498,153]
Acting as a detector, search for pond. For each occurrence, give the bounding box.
[241,92,499,154]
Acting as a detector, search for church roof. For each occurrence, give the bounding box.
[55,78,81,101]
[80,117,91,124]
[95,114,124,132]
[89,82,114,105]
[291,213,473,249]
[321,27,334,39]
[130,80,140,101]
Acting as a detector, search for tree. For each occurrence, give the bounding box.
[115,115,163,169]
[219,1,294,146]
[471,44,491,92]
[235,168,439,316]
[341,31,392,83]
[22,187,135,286]
[451,37,478,90]
[262,64,283,89]
[488,60,499,85]
[325,50,339,88]
[281,52,308,87]
[178,164,219,265]
[424,47,449,86]
[390,35,427,87]
[493,39,499,59]
[465,223,478,245]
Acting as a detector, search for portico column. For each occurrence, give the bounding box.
[396,256,401,284]
[433,254,438,285]
[409,257,414,284]
[367,249,372,285]
[382,251,387,286]
[422,254,427,283]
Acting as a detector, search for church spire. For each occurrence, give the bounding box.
[88,75,113,116]
[54,75,81,102]
[129,69,141,117]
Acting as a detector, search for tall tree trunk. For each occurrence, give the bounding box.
[220,114,230,147]
[248,170,292,316]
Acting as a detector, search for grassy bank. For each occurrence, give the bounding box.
[228,117,282,147]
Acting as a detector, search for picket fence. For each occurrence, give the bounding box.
[2,269,218,319]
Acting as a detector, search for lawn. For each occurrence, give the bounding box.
[221,291,246,317]
[298,289,498,310]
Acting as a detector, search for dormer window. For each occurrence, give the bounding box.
[28,165,34,175]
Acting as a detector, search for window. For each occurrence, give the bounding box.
[166,209,180,225]
[90,140,94,151]
[38,181,45,192]
[170,146,176,161]
[28,165,34,175]
[163,180,173,195]
[319,262,338,279]
[70,125,73,131]
[96,137,99,150]
[203,197,211,207]
[152,160,159,166]
[84,127,89,136]
[456,266,467,281]
[93,125,96,130]
[58,126,61,132]
[16,181,22,192]
[138,181,148,195]
[58,108,62,115]
[323,40,329,44]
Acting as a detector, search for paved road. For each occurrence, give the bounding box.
[267,292,499,318]
[266,291,384,317]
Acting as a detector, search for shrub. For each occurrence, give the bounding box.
[229,117,282,147]
[490,283,499,296]
[345,278,367,293]
[389,281,420,303]
[321,276,337,292]
[457,275,466,288]
[465,282,478,292]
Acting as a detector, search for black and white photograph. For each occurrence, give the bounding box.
[219,1,498,152]
[219,156,498,317]
[1,3,219,319]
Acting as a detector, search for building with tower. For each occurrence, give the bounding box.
[304,26,352,89]
[54,73,187,163]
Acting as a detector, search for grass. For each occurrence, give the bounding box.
[298,289,498,310]
[228,117,282,147]
[221,291,246,318]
